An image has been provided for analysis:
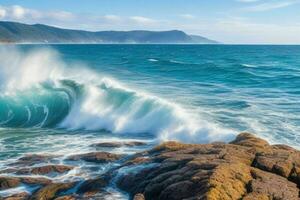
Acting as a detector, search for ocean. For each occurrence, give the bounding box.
[0,44,299,197]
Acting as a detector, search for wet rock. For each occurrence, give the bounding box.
[133,193,145,200]
[0,177,20,190]
[67,152,123,163]
[0,168,18,174]
[54,196,76,200]
[116,133,300,200]
[20,177,52,186]
[0,176,51,190]
[11,154,56,167]
[16,165,74,175]
[77,174,111,194]
[92,141,146,148]
[30,182,75,200]
[2,192,30,200]
[124,157,150,166]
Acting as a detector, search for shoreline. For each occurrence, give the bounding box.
[0,132,299,200]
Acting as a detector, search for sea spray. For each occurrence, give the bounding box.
[0,46,235,143]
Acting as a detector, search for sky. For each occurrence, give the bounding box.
[0,0,300,44]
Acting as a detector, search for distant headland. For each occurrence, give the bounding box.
[0,21,219,44]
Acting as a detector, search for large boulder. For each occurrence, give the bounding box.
[117,133,300,200]
[244,168,299,200]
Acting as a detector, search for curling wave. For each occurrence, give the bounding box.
[0,46,234,143]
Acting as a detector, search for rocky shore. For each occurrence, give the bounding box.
[1,133,300,200]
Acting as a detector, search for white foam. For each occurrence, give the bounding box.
[0,46,235,144]
[148,58,158,62]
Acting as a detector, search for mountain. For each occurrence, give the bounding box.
[0,21,219,44]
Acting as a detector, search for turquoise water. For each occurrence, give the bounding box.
[0,44,299,197]
[0,44,299,156]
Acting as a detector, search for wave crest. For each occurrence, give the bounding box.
[0,46,235,143]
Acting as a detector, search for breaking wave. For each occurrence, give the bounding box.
[0,46,234,143]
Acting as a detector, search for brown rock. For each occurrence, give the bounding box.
[133,193,145,200]
[116,133,300,200]
[20,177,52,186]
[206,163,252,200]
[0,177,21,190]
[253,143,300,178]
[30,182,75,200]
[11,154,56,166]
[54,195,76,200]
[92,141,146,148]
[124,157,150,166]
[16,165,74,175]
[2,192,29,200]
[150,141,193,153]
[0,176,51,190]
[245,168,299,200]
[230,132,270,152]
[67,152,123,163]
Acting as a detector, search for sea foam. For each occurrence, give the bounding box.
[0,46,235,143]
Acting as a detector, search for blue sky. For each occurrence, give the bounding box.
[0,0,300,44]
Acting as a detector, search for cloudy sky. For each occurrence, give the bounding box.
[0,0,300,44]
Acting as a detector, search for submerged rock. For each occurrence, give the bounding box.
[10,154,57,167]
[54,196,76,200]
[91,141,147,148]
[30,182,75,200]
[67,152,123,163]
[0,176,51,190]
[116,132,300,200]
[2,192,29,200]
[77,176,110,194]
[17,165,74,175]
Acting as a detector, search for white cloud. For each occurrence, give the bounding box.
[0,5,75,22]
[179,14,196,19]
[47,11,75,21]
[11,5,26,19]
[130,16,157,24]
[243,0,300,11]
[0,7,6,19]
[103,15,121,22]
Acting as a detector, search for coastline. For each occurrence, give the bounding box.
[1,132,299,200]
